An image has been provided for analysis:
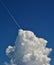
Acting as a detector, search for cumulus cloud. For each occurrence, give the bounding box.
[5,29,52,65]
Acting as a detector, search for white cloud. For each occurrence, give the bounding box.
[5,29,52,65]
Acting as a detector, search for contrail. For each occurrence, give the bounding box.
[0,0,21,29]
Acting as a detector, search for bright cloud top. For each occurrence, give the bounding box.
[5,29,52,65]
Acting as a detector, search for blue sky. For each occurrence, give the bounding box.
[0,0,54,65]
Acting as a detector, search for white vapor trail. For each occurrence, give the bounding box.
[0,0,21,29]
[5,29,52,65]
